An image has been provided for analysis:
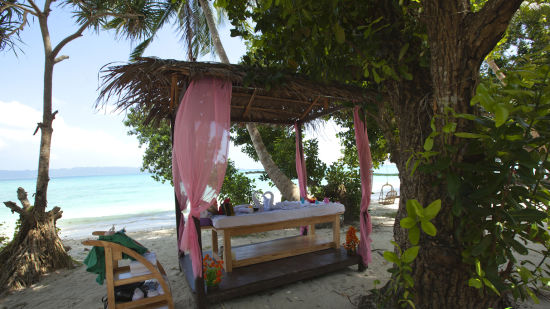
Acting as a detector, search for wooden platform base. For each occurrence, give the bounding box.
[180,247,360,305]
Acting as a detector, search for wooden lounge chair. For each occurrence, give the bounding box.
[82,231,174,309]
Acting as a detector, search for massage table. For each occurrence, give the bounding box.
[209,201,345,272]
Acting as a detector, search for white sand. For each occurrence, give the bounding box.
[0,201,547,308]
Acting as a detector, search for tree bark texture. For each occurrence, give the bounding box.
[0,5,74,290]
[246,123,300,201]
[379,1,523,308]
[1,188,73,290]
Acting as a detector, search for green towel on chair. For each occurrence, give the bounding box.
[83,231,148,285]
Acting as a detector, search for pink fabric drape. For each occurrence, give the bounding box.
[294,123,308,198]
[172,149,188,247]
[295,123,309,235]
[353,106,373,266]
[172,77,232,278]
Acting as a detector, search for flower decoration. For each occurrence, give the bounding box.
[202,254,223,287]
[343,226,359,251]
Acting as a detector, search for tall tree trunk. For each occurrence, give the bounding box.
[385,1,522,307]
[1,7,73,290]
[246,124,300,200]
[199,0,299,200]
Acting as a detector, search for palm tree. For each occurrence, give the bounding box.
[0,0,159,290]
[198,0,300,200]
[128,0,213,61]
[125,0,301,200]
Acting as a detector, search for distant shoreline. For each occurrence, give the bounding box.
[0,166,142,181]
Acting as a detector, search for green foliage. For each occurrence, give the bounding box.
[413,51,550,303]
[0,1,26,53]
[220,0,428,84]
[125,107,173,183]
[231,124,327,192]
[124,107,256,205]
[318,158,362,223]
[382,199,441,308]
[331,109,389,169]
[488,1,550,73]
[218,159,256,205]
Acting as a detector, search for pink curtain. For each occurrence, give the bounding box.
[295,123,309,235]
[172,149,187,249]
[172,77,232,278]
[353,106,373,266]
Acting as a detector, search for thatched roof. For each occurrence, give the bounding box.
[97,57,372,125]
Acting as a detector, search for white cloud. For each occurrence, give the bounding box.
[0,100,42,130]
[0,100,143,169]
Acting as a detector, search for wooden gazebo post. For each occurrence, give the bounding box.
[170,75,207,308]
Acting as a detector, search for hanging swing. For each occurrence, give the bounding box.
[378,182,397,205]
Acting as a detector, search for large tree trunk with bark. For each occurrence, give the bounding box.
[246,124,300,200]
[199,0,299,200]
[0,8,74,290]
[379,1,523,308]
[1,188,73,290]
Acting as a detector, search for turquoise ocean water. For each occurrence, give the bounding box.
[0,164,399,240]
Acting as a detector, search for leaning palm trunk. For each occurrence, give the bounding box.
[198,0,299,200]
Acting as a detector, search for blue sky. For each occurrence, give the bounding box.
[0,2,343,171]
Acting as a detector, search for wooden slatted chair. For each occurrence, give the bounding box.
[82,231,174,309]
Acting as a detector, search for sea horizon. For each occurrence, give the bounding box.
[1,164,400,240]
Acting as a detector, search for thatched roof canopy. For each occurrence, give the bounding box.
[97,57,371,126]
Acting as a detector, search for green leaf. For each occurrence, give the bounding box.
[400,217,417,229]
[334,23,345,44]
[423,137,434,151]
[372,69,381,83]
[423,199,441,220]
[447,173,460,200]
[420,220,436,236]
[525,286,540,304]
[454,132,486,139]
[442,122,457,133]
[494,104,509,127]
[383,251,399,264]
[454,113,477,120]
[398,43,409,61]
[471,236,492,256]
[406,199,419,219]
[482,278,500,296]
[518,266,532,283]
[402,246,420,263]
[509,208,548,222]
[468,278,482,289]
[408,226,420,245]
[510,239,529,255]
[475,259,482,277]
[402,272,414,287]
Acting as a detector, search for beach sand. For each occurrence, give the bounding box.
[0,201,547,308]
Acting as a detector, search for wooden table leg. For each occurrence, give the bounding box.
[309,224,316,236]
[223,230,232,272]
[333,215,340,249]
[212,229,218,256]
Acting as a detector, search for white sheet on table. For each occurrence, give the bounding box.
[211,201,345,229]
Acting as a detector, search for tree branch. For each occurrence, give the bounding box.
[26,0,41,14]
[54,55,69,64]
[16,187,31,210]
[3,10,29,40]
[0,2,37,16]
[49,206,63,222]
[51,19,93,58]
[3,201,25,216]
[465,0,523,61]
